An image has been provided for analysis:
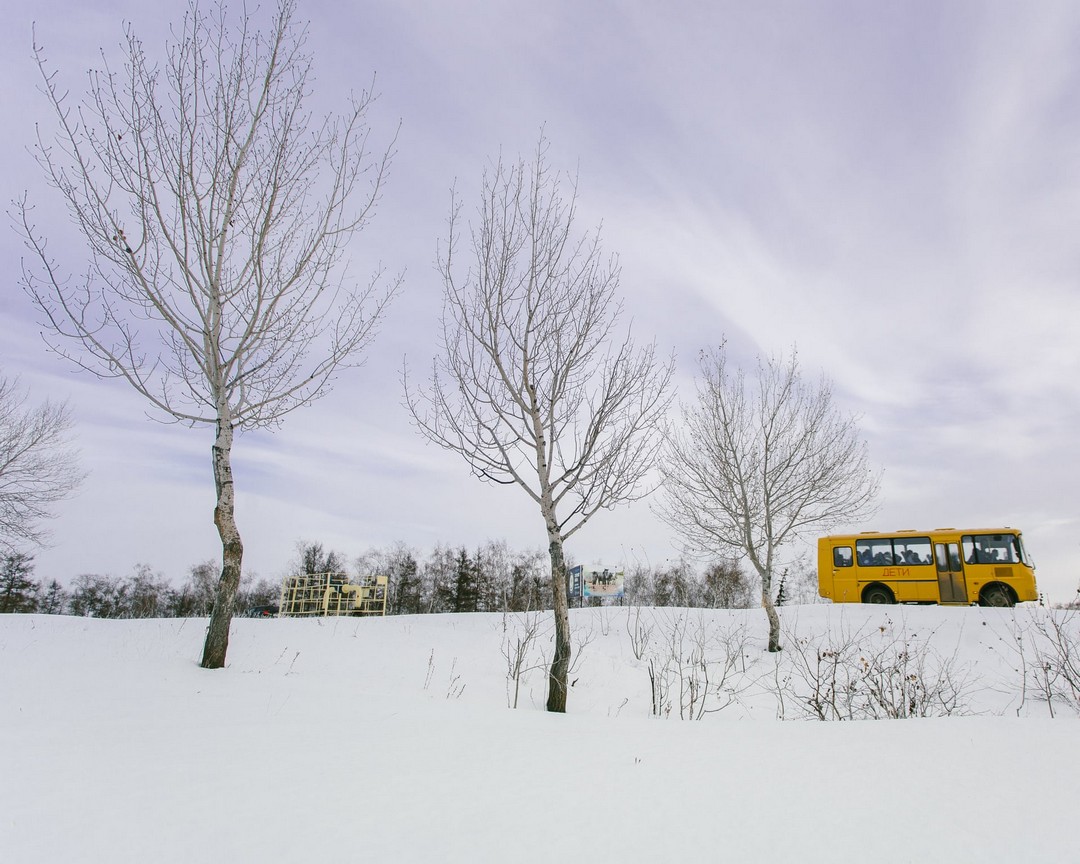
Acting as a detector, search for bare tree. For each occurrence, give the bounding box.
[17,0,399,667]
[126,563,172,618]
[658,346,878,652]
[291,540,346,576]
[174,559,220,617]
[701,559,756,609]
[0,376,84,553]
[405,136,673,712]
[69,572,129,618]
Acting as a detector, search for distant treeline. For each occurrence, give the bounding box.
[0,540,822,618]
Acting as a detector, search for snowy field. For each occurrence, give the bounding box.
[2,604,1078,863]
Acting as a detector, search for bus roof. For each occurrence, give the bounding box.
[821,527,1020,540]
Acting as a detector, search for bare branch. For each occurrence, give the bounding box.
[0,376,86,553]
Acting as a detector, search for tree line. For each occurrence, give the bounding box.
[0,540,818,618]
[0,554,277,619]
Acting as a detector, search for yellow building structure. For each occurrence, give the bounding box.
[279,572,388,617]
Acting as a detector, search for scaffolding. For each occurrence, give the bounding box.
[278,572,388,617]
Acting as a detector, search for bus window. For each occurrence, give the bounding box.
[935,543,948,571]
[963,534,1020,565]
[833,546,853,567]
[938,542,962,570]
[893,537,932,565]
[949,545,962,570]
[1017,535,1033,567]
[856,538,895,567]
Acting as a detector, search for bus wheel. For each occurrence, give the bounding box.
[863,585,894,604]
[980,585,1015,608]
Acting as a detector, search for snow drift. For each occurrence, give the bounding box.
[2,604,1078,863]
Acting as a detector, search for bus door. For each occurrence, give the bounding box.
[934,542,968,603]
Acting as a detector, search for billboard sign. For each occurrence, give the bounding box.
[568,565,584,599]
[582,567,624,599]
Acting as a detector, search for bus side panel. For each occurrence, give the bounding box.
[966,564,1039,603]
[885,568,939,602]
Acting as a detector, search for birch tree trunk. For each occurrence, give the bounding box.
[761,586,781,653]
[751,552,782,653]
[201,418,243,669]
[544,518,573,713]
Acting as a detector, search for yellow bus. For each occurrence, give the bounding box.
[817,528,1038,607]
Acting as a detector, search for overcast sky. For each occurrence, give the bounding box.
[2,0,1077,600]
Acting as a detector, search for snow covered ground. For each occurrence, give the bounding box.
[2,604,1078,863]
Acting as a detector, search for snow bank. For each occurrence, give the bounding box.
[1,605,1077,862]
